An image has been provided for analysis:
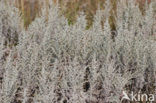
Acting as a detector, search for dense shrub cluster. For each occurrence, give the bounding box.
[0,0,156,103]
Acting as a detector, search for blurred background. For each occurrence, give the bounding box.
[4,0,155,29]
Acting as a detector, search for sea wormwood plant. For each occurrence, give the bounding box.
[0,0,156,103]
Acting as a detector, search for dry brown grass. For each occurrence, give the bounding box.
[12,0,153,29]
[14,0,40,28]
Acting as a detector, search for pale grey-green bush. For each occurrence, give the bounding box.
[0,0,156,103]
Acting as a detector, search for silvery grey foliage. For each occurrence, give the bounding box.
[0,0,156,103]
[0,1,21,103]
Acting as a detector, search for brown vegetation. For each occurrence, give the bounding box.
[14,0,40,28]
[12,0,153,29]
